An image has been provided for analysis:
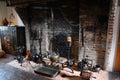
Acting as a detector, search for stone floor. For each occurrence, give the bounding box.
[0,64,49,80]
[0,54,81,80]
[0,54,120,80]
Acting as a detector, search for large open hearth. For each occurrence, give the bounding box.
[0,54,120,80]
[0,0,120,80]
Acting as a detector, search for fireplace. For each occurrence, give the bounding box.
[5,0,110,69]
[52,32,73,59]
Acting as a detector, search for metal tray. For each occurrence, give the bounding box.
[34,64,60,77]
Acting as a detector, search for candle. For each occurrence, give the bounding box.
[67,36,72,42]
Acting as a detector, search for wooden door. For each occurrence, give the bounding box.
[114,31,120,72]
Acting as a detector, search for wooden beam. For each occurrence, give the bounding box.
[6,0,57,6]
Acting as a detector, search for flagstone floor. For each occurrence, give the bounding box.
[0,54,120,80]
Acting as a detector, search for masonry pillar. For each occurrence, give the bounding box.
[104,0,120,71]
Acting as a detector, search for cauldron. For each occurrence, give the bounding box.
[17,55,23,63]
[92,65,101,72]
[16,55,24,66]
[32,53,40,63]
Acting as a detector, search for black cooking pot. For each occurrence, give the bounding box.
[17,55,23,63]
[32,53,40,63]
[92,65,101,72]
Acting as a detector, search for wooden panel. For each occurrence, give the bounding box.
[114,32,120,72]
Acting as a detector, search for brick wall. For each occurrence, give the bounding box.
[78,3,109,66]
[78,15,108,66]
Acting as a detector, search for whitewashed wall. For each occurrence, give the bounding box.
[0,1,7,25]
[0,1,24,26]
